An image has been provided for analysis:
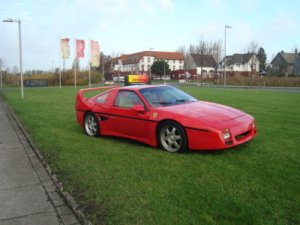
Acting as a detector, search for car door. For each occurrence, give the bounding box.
[110,90,151,139]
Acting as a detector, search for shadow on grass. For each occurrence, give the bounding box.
[187,141,251,155]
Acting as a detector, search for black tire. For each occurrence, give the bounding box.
[84,112,100,137]
[157,121,187,153]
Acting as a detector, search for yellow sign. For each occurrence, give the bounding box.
[128,74,149,83]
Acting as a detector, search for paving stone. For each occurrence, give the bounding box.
[0,212,61,225]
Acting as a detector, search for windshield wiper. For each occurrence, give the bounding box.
[151,101,172,105]
[152,99,196,106]
[175,99,196,103]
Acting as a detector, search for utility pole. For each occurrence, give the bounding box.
[224,25,232,88]
[3,18,23,99]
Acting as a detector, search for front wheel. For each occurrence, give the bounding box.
[84,112,99,137]
[158,121,187,153]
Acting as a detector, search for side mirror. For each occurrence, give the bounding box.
[132,104,146,112]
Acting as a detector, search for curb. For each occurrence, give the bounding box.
[2,98,92,225]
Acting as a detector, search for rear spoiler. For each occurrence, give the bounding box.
[77,86,118,100]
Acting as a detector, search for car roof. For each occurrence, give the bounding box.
[118,84,169,91]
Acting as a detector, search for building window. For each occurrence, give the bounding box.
[142,65,144,71]
[147,57,150,63]
[173,66,175,71]
[147,65,150,70]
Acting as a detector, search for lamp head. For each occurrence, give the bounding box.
[3,19,14,22]
[3,18,20,23]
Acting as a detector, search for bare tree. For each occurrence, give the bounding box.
[211,40,223,63]
[176,46,189,70]
[176,46,186,55]
[12,66,19,75]
[292,45,298,54]
[245,41,259,53]
[189,44,196,54]
[186,39,222,62]
[0,58,4,69]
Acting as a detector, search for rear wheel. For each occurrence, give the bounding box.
[158,121,187,153]
[84,112,99,137]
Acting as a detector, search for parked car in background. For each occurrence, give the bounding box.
[113,76,125,82]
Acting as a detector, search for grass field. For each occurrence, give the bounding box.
[1,86,300,225]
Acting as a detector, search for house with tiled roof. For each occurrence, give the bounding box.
[112,51,184,75]
[219,53,260,76]
[111,54,128,71]
[185,54,218,78]
[271,51,300,76]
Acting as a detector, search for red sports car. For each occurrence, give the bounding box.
[76,85,256,153]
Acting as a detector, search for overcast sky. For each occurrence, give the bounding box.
[0,0,299,71]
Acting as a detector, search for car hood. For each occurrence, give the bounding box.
[158,101,246,124]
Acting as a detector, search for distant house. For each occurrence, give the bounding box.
[185,54,218,78]
[271,51,300,76]
[219,53,260,77]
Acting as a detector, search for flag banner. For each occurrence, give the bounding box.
[61,38,70,59]
[76,39,85,58]
[91,40,100,67]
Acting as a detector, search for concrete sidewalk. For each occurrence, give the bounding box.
[0,98,81,225]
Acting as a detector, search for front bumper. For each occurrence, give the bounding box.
[186,115,257,150]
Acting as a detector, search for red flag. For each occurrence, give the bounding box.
[60,38,70,59]
[76,39,85,58]
[90,40,100,67]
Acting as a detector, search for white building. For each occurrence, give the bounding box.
[219,53,260,75]
[112,51,184,74]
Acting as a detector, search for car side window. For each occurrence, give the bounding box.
[114,91,144,108]
[95,92,109,104]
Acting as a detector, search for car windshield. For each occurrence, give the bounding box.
[139,86,197,107]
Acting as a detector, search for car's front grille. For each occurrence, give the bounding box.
[235,130,251,140]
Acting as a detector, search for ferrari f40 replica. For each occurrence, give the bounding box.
[76,85,256,153]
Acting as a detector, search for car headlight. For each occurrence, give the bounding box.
[222,129,231,140]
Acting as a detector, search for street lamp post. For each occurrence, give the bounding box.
[3,18,24,99]
[0,60,2,88]
[224,25,232,88]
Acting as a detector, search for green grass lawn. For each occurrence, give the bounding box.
[1,86,300,225]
